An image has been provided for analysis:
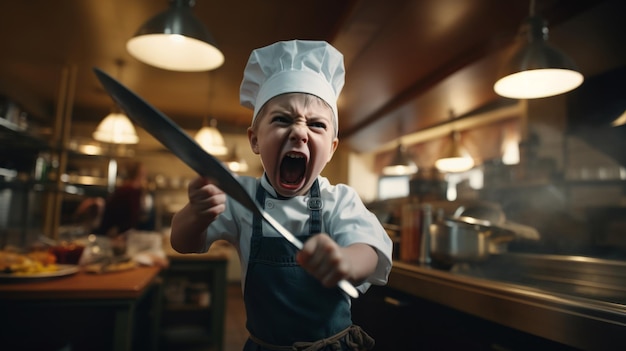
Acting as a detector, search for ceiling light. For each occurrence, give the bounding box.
[93,60,139,144]
[93,110,139,144]
[501,138,520,165]
[127,0,224,72]
[435,130,474,173]
[494,0,583,99]
[382,143,418,176]
[610,109,626,127]
[225,146,249,173]
[194,118,227,155]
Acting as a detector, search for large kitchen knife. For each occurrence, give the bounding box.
[93,67,359,299]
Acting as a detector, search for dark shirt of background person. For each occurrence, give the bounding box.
[94,162,153,236]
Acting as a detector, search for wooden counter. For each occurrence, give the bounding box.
[387,261,626,350]
[0,265,161,300]
[163,239,232,261]
[0,266,162,351]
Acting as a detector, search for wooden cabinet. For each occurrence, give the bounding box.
[159,248,229,351]
[351,285,420,350]
[352,285,493,350]
[352,284,578,351]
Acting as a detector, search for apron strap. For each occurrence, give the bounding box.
[308,179,321,235]
[250,180,266,259]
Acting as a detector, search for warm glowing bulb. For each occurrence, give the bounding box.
[435,157,474,173]
[127,34,224,72]
[494,69,584,99]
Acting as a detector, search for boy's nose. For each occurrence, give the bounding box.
[289,125,308,144]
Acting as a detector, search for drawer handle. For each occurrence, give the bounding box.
[383,296,408,306]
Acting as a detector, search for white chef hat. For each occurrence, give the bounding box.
[240,40,345,135]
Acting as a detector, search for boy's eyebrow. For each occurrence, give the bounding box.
[265,96,335,120]
[266,106,294,116]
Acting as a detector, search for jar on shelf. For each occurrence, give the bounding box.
[186,282,211,307]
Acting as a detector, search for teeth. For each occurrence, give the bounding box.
[286,153,304,159]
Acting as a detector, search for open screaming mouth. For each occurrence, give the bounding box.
[280,153,306,185]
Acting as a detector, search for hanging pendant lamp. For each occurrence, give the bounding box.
[93,60,139,144]
[493,0,583,99]
[93,108,139,144]
[435,130,474,173]
[127,0,224,72]
[194,73,227,155]
[382,143,418,176]
[195,118,227,155]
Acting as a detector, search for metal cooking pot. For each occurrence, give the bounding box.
[425,201,540,267]
[429,217,516,266]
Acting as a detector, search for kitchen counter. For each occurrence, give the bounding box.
[388,259,626,350]
[0,266,162,351]
[163,238,232,261]
[0,265,161,300]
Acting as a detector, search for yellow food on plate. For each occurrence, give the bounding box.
[27,250,57,265]
[0,250,59,275]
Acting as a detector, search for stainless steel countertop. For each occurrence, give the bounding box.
[388,259,626,351]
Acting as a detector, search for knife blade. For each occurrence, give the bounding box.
[93,67,359,299]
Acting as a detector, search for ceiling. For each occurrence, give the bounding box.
[0,0,624,155]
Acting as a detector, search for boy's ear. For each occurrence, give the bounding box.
[327,137,339,162]
[247,127,260,154]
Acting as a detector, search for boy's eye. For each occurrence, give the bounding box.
[309,121,327,130]
[271,115,291,124]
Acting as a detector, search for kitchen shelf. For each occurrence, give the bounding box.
[0,175,111,198]
[0,116,26,132]
[0,118,50,151]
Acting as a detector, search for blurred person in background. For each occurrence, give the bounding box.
[94,162,154,238]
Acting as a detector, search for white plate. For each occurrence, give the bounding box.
[0,264,79,280]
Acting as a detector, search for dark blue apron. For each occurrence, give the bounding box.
[243,179,352,349]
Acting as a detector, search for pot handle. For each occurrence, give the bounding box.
[498,221,541,241]
[447,216,516,242]
[451,216,540,241]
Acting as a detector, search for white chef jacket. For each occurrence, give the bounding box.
[201,174,393,293]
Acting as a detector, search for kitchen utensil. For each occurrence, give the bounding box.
[93,67,359,299]
[429,218,514,267]
[429,203,520,266]
[429,217,542,267]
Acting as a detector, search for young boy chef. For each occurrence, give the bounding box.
[171,40,393,351]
